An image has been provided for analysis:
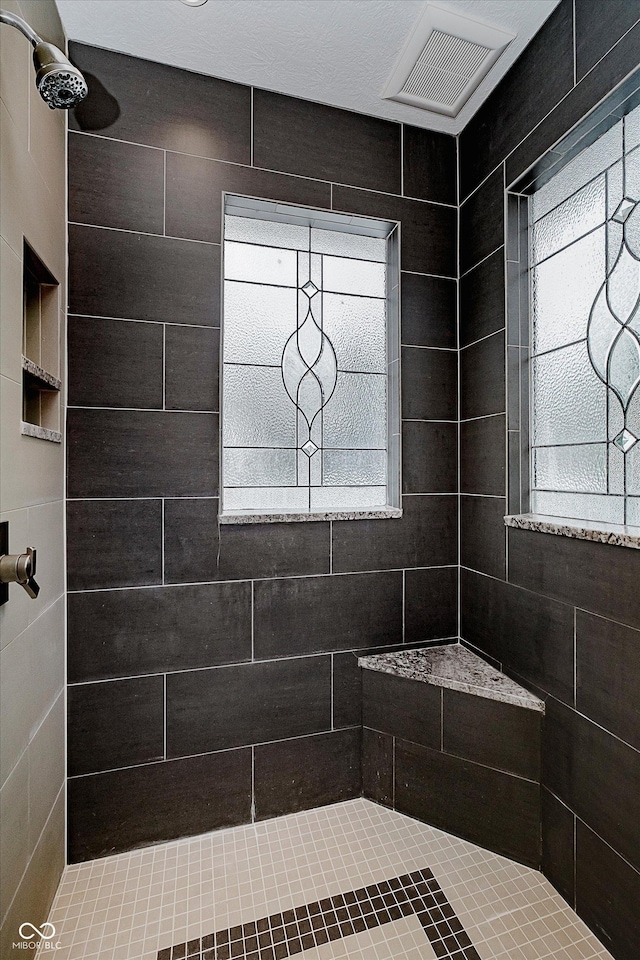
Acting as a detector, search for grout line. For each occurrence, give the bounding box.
[68,128,457,208]
[459,327,506,352]
[251,581,255,661]
[330,653,334,730]
[67,563,458,594]
[400,123,404,197]
[163,674,167,760]
[69,220,221,246]
[162,324,166,411]
[573,607,577,709]
[67,405,216,414]
[67,726,363,780]
[250,87,254,166]
[459,243,505,279]
[250,745,255,822]
[329,520,333,574]
[391,736,396,809]
[401,343,457,352]
[68,312,219,330]
[402,569,405,643]
[459,411,506,424]
[161,499,165,585]
[163,150,166,236]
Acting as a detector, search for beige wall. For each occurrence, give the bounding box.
[0,1,66,954]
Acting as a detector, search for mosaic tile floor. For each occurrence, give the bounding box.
[39,799,613,960]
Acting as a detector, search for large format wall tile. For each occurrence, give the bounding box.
[166,657,332,755]
[332,495,457,573]
[460,415,506,496]
[541,787,575,907]
[576,611,640,750]
[253,89,401,194]
[67,409,218,498]
[362,728,393,807]
[402,126,457,205]
[332,186,457,277]
[576,820,640,960]
[69,42,251,162]
[69,224,220,325]
[332,652,362,729]
[443,688,540,780]
[460,568,574,705]
[459,249,505,347]
[400,273,457,349]
[165,151,331,244]
[460,495,506,580]
[68,133,164,233]
[164,326,219,412]
[254,729,361,820]
[506,21,640,188]
[68,316,163,409]
[68,750,252,861]
[401,347,457,421]
[67,499,162,591]
[68,582,252,682]
[459,167,505,274]
[402,421,457,494]
[460,331,505,421]
[574,0,640,81]
[395,739,540,867]
[543,698,640,871]
[458,0,574,199]
[253,572,403,658]
[404,567,457,642]
[508,528,640,631]
[362,669,441,749]
[67,676,164,776]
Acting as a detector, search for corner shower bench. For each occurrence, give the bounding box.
[359,644,545,868]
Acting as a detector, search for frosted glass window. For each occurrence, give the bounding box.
[530,104,640,525]
[221,197,400,518]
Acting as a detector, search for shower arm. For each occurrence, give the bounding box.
[0,9,42,46]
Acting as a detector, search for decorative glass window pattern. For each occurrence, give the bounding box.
[220,196,400,520]
[529,104,640,525]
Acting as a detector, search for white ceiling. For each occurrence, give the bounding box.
[55,0,561,134]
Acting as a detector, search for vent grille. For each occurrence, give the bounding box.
[382,5,515,118]
[401,31,491,106]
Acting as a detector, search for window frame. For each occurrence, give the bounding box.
[218,192,402,524]
[505,64,640,543]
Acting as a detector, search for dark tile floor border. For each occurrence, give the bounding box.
[158,866,480,960]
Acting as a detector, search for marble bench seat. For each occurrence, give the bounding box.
[358,644,545,712]
[358,643,544,869]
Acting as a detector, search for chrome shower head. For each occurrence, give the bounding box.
[33,41,88,109]
[0,9,88,110]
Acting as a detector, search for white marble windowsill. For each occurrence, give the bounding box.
[505,513,640,550]
[220,507,403,524]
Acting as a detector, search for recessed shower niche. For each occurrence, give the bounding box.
[21,240,62,442]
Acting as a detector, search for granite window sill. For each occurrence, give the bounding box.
[505,513,640,550]
[219,507,403,524]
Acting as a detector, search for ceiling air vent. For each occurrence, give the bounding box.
[382,2,515,117]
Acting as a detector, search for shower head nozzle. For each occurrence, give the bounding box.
[33,42,88,109]
[0,10,88,110]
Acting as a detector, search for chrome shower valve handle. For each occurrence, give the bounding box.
[0,547,40,599]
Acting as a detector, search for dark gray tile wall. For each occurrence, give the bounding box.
[66,42,458,862]
[458,2,640,953]
[362,668,541,868]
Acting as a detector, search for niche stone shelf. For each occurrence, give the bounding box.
[360,643,544,868]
